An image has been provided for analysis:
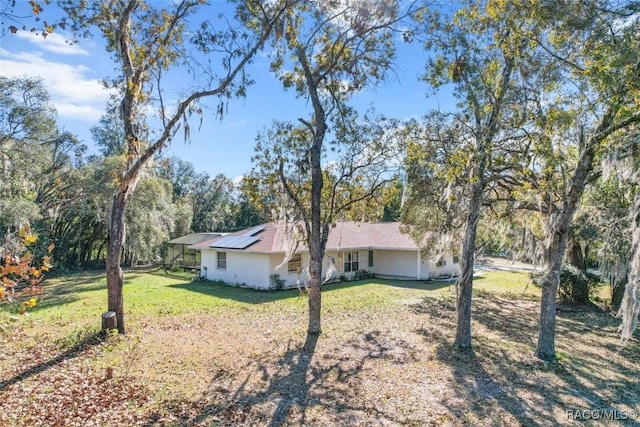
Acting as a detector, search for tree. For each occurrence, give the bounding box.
[403,114,472,264]
[503,0,640,360]
[123,174,176,266]
[619,173,640,342]
[598,134,640,341]
[250,0,412,336]
[46,155,114,269]
[0,75,84,258]
[0,76,57,212]
[91,105,126,157]
[231,183,271,231]
[59,0,290,333]
[570,180,630,309]
[409,0,639,359]
[190,174,235,232]
[381,176,404,222]
[157,157,240,233]
[250,112,402,335]
[408,1,534,349]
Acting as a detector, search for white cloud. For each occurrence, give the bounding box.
[55,103,105,122]
[0,48,112,122]
[15,31,90,56]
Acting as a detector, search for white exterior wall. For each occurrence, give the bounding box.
[201,248,461,289]
[201,249,272,289]
[369,249,423,279]
[426,253,461,278]
[268,252,312,289]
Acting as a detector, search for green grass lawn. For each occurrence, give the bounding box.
[5,268,539,340]
[2,268,636,427]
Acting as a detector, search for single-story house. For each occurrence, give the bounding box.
[163,232,226,269]
[190,221,460,290]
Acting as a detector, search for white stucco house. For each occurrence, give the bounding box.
[190,221,460,290]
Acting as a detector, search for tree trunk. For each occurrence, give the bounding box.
[611,275,627,311]
[307,255,322,335]
[106,188,131,334]
[568,239,586,271]
[96,238,106,264]
[455,143,487,349]
[307,130,325,336]
[567,239,589,303]
[618,190,640,342]
[535,143,595,360]
[535,220,566,361]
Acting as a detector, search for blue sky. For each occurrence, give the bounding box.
[1,1,453,179]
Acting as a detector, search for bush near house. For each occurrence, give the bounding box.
[530,264,601,304]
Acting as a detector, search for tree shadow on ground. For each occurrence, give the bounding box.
[147,269,195,281]
[168,280,349,305]
[142,330,417,426]
[167,281,303,305]
[0,329,104,391]
[411,293,640,426]
[433,345,551,426]
[374,278,454,292]
[17,275,107,313]
[32,281,106,312]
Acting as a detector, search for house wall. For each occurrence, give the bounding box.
[368,250,423,279]
[425,253,461,278]
[269,252,312,289]
[201,249,272,289]
[201,248,461,290]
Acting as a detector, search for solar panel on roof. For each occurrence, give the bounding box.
[210,235,260,249]
[242,224,267,237]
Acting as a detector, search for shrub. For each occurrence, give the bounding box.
[168,264,184,273]
[530,264,600,304]
[269,274,286,290]
[354,270,374,280]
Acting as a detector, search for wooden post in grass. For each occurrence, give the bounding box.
[102,311,117,333]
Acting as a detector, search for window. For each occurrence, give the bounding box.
[452,255,459,264]
[217,252,227,269]
[436,258,446,267]
[344,251,359,272]
[288,254,302,273]
[368,251,374,268]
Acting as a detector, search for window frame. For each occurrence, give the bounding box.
[343,251,359,273]
[216,251,227,269]
[368,250,374,268]
[288,253,302,273]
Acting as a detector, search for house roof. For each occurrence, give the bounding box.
[166,233,226,245]
[190,221,419,253]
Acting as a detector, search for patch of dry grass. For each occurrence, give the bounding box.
[1,271,638,426]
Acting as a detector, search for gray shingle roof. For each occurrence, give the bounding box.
[190,221,418,253]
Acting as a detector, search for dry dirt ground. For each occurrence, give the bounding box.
[1,279,639,426]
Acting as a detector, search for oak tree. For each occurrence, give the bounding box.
[253,0,413,335]
[503,0,640,360]
[59,0,290,333]
[408,1,534,349]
